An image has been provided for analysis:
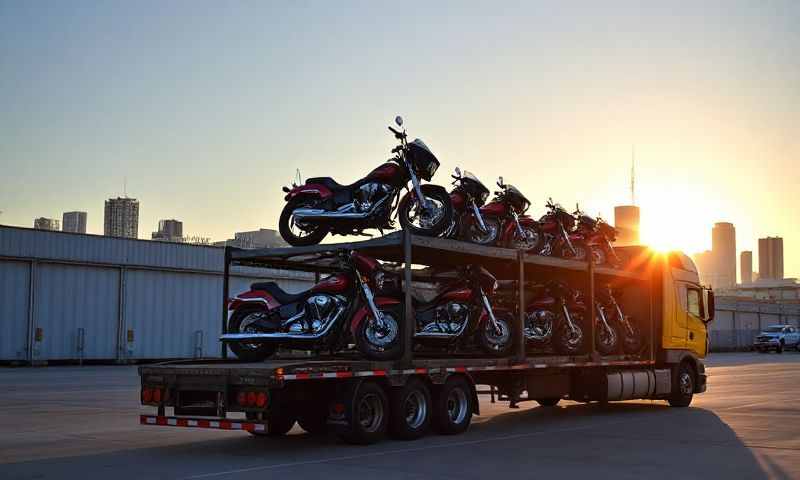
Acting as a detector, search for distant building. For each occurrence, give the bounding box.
[740,251,753,285]
[152,219,183,242]
[213,228,287,249]
[693,250,715,287]
[62,211,87,234]
[33,217,60,231]
[104,197,139,238]
[724,278,800,302]
[758,236,783,280]
[711,222,736,289]
[613,205,640,246]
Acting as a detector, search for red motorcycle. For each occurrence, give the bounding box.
[221,250,403,361]
[596,285,642,354]
[444,167,490,239]
[462,176,542,250]
[537,198,588,260]
[495,280,585,354]
[279,116,452,246]
[573,206,621,267]
[375,264,512,357]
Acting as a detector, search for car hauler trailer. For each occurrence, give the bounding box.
[139,231,714,444]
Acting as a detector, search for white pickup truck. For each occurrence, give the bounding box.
[753,325,800,353]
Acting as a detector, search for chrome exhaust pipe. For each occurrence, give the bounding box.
[220,307,344,342]
[293,197,389,221]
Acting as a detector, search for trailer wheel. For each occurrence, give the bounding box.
[389,378,432,440]
[536,398,560,407]
[246,412,296,436]
[668,361,695,408]
[336,380,389,445]
[433,376,473,435]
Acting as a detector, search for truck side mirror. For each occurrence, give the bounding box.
[705,290,715,322]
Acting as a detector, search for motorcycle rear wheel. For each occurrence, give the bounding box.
[398,185,453,238]
[279,198,330,246]
[227,306,278,362]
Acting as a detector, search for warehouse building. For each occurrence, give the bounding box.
[0,225,313,363]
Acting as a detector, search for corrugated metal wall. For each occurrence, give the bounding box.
[0,260,30,361]
[0,225,314,362]
[708,298,800,351]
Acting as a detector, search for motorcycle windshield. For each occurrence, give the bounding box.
[461,171,490,202]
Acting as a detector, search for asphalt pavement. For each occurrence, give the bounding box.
[1,352,798,480]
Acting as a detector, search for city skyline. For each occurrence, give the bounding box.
[1,2,799,274]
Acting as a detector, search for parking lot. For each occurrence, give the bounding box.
[1,352,799,479]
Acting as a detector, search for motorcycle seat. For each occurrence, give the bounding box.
[250,282,307,304]
[307,177,360,192]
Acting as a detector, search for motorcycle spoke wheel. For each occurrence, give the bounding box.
[510,225,541,250]
[467,217,500,245]
[365,314,399,350]
[591,246,606,266]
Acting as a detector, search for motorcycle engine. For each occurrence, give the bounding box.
[288,294,339,333]
[525,309,556,340]
[354,183,392,213]
[422,301,469,334]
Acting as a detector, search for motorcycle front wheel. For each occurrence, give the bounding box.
[595,320,618,356]
[590,245,607,266]
[398,185,453,238]
[227,305,278,362]
[464,217,501,245]
[278,198,330,247]
[555,313,584,355]
[559,240,588,262]
[505,224,543,252]
[621,320,644,355]
[478,312,513,357]
[354,304,403,361]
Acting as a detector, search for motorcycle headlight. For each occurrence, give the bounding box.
[492,280,499,294]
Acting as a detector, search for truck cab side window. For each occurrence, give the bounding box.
[687,288,701,317]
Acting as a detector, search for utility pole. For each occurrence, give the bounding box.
[630,146,636,205]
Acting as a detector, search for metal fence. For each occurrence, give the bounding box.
[709,298,800,351]
[0,226,313,362]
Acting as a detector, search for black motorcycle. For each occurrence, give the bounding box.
[280,116,453,246]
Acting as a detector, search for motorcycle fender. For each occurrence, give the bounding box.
[400,184,449,204]
[349,297,402,335]
[284,183,333,201]
[228,291,280,311]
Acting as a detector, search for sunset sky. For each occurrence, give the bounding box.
[1,1,798,278]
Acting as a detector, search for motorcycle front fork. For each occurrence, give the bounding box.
[359,277,387,331]
[407,165,429,211]
[561,304,579,334]
[471,201,488,233]
[613,301,635,336]
[481,291,503,336]
[560,223,577,255]
[595,305,614,336]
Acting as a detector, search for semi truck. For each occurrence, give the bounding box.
[138,231,714,444]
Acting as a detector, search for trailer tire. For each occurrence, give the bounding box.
[668,361,695,408]
[536,398,560,407]
[388,378,431,440]
[433,376,473,435]
[336,380,389,445]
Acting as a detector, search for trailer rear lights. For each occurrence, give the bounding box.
[333,403,345,415]
[255,392,268,408]
[152,388,162,403]
[237,391,248,406]
[142,388,153,403]
[246,391,257,406]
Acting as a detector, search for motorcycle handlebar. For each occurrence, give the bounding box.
[388,126,405,139]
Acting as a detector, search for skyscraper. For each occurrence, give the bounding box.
[614,205,640,246]
[33,217,60,231]
[740,251,753,285]
[152,219,183,241]
[104,197,139,238]
[758,237,784,280]
[711,222,736,289]
[62,211,87,234]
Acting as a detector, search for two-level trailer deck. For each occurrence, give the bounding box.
[139,231,709,444]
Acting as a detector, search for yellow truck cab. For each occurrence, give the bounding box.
[654,251,714,404]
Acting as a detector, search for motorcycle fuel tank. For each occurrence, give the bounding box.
[480,201,507,217]
[366,163,402,183]
[441,288,473,302]
[312,274,352,294]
